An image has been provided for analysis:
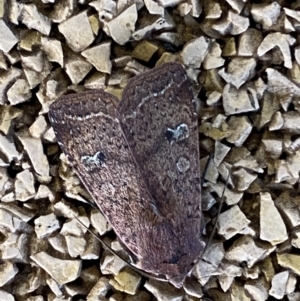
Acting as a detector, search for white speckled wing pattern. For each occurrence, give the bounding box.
[49,63,204,288]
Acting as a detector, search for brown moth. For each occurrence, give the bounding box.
[49,63,205,288]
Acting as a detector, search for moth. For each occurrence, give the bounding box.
[49,63,205,288]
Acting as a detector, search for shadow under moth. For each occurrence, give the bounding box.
[49,62,205,288]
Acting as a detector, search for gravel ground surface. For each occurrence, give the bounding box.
[1,0,300,300]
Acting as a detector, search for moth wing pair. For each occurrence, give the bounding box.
[49,63,204,287]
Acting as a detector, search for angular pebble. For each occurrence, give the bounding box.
[34,213,60,239]
[30,252,82,285]
[260,192,288,245]
[0,19,18,52]
[107,5,137,45]
[223,84,259,115]
[58,11,94,52]
[82,42,112,74]
[217,205,251,239]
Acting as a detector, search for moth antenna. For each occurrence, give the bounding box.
[72,214,170,282]
[203,172,229,256]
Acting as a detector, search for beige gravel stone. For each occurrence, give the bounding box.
[207,181,243,206]
[277,254,300,277]
[144,279,184,301]
[29,115,48,138]
[58,11,94,52]
[238,28,263,56]
[226,236,275,268]
[60,216,90,236]
[17,134,50,179]
[101,253,127,276]
[0,232,30,263]
[178,3,191,16]
[269,271,289,299]
[19,30,41,52]
[144,0,164,15]
[284,7,300,22]
[41,37,64,67]
[84,72,107,90]
[251,2,281,29]
[222,37,237,56]
[107,5,138,45]
[287,274,297,295]
[7,78,31,105]
[231,283,251,301]
[183,277,203,298]
[266,68,300,96]
[258,32,295,69]
[132,13,174,41]
[269,111,284,131]
[82,42,112,74]
[81,232,101,260]
[0,133,21,162]
[21,50,44,73]
[34,185,55,202]
[65,235,87,258]
[206,90,222,105]
[260,192,288,245]
[0,19,18,53]
[34,213,60,239]
[155,32,182,47]
[1,192,15,203]
[111,267,141,295]
[0,261,18,286]
[31,252,82,285]
[223,84,259,115]
[132,40,158,62]
[89,0,117,21]
[244,279,268,301]
[0,290,14,301]
[212,10,249,35]
[53,198,79,219]
[275,191,300,228]
[158,0,183,7]
[43,127,57,143]
[258,93,281,129]
[0,67,21,104]
[226,116,253,147]
[217,205,251,239]
[217,264,243,292]
[20,4,51,35]
[233,157,263,173]
[232,168,257,191]
[0,208,24,232]
[46,277,62,297]
[203,42,224,70]
[202,157,218,184]
[205,1,221,19]
[0,202,35,221]
[49,235,68,254]
[5,48,20,65]
[86,277,110,301]
[15,169,35,202]
[0,51,8,70]
[218,58,256,89]
[261,139,282,159]
[181,36,210,68]
[90,209,112,235]
[65,54,92,85]
[226,0,245,13]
